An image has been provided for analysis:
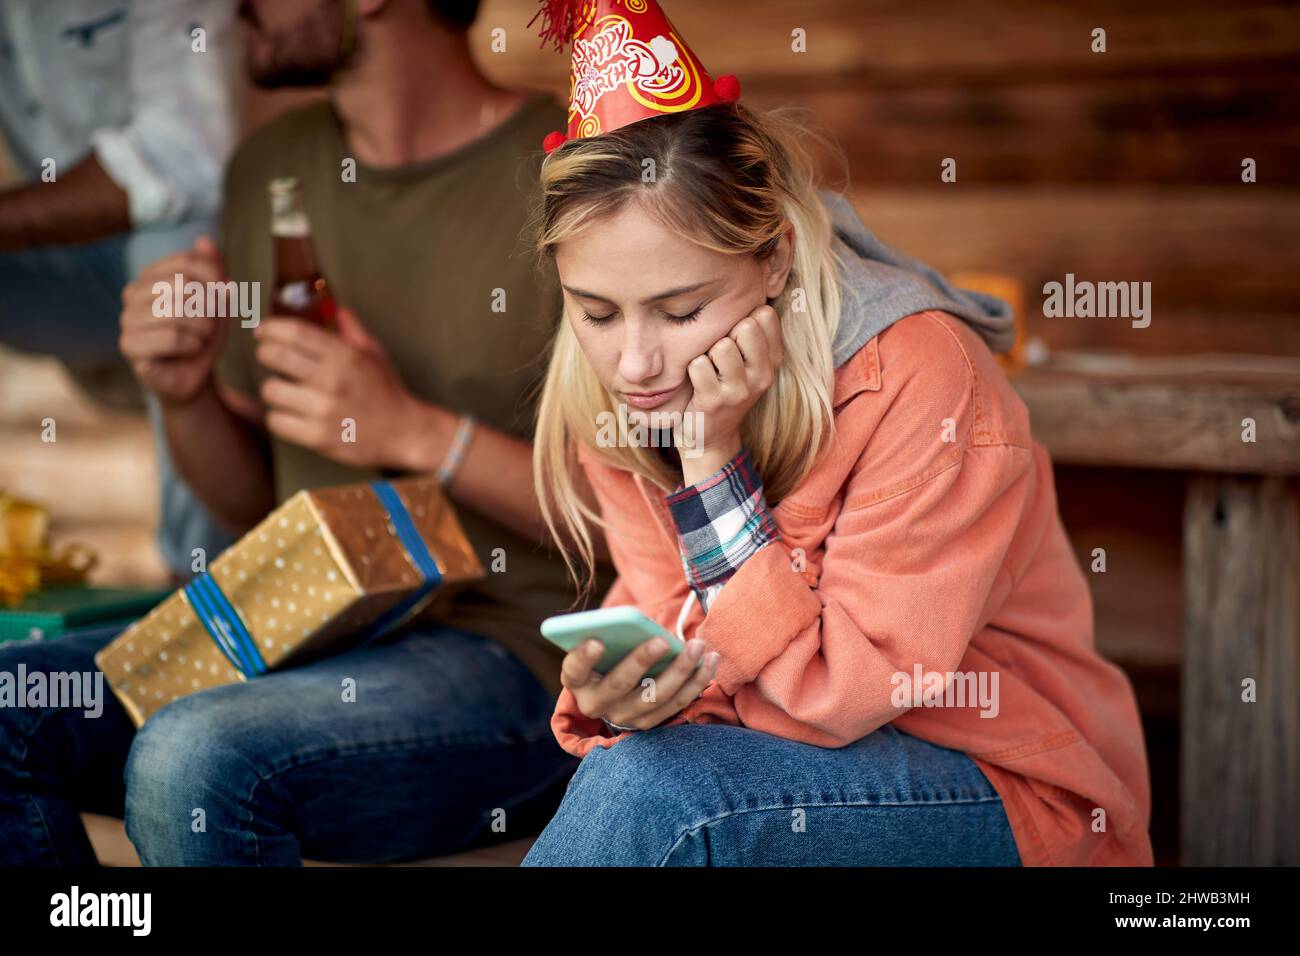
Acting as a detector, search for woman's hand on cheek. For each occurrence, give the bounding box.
[680,304,782,484]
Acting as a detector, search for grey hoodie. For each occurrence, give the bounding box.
[821,190,1017,368]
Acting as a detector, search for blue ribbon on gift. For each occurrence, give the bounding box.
[357,480,444,644]
[183,572,267,678]
[182,480,442,675]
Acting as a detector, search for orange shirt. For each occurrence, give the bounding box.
[553,310,1154,866]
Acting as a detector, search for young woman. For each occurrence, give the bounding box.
[519,30,1152,869]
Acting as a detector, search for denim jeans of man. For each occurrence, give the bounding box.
[522,723,1023,866]
[0,223,237,576]
[0,622,577,865]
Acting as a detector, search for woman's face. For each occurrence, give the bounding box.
[554,199,792,421]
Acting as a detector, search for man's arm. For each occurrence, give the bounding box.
[400,402,610,562]
[162,380,276,536]
[1,0,235,251]
[119,240,275,534]
[0,156,130,251]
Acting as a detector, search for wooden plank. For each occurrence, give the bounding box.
[1022,312,1300,361]
[1012,368,1300,474]
[1182,474,1299,865]
[81,813,141,868]
[60,520,171,588]
[245,9,1300,187]
[1036,351,1300,380]
[82,811,537,867]
[748,72,1300,186]
[1070,530,1183,666]
[0,347,106,427]
[1055,466,1185,667]
[0,422,158,522]
[846,188,1300,348]
[474,0,1300,89]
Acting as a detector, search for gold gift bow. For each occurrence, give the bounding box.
[0,492,97,607]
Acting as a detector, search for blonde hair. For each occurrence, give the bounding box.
[532,102,846,597]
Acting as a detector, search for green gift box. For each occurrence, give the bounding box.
[0,585,170,645]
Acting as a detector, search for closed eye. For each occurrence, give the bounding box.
[579,304,704,325]
[663,305,704,324]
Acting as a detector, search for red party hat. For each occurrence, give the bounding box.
[531,0,741,154]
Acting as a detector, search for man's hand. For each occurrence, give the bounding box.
[563,636,721,731]
[119,236,230,406]
[254,306,429,470]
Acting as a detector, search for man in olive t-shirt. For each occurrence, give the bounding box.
[0,0,601,867]
[215,91,576,696]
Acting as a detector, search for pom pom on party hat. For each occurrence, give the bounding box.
[530,0,741,154]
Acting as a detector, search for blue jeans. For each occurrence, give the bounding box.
[0,226,235,576]
[0,622,576,865]
[522,723,1021,866]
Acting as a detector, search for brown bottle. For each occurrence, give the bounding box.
[268,176,337,330]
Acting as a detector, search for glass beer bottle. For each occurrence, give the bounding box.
[268,176,337,330]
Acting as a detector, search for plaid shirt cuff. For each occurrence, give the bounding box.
[664,446,780,612]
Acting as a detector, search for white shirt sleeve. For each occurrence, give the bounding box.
[90,0,236,227]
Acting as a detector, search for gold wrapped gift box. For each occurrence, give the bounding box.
[96,477,483,726]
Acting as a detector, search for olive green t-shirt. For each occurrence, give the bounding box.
[215,93,584,695]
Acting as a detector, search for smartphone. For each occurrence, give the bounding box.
[540,605,684,678]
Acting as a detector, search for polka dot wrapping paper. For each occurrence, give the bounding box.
[95,478,484,727]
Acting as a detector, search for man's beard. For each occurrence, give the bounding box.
[240,0,350,89]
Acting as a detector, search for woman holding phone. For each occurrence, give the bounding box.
[520,0,1153,866]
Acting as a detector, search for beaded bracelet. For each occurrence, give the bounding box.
[435,413,476,487]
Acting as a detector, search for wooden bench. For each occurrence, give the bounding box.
[81,812,536,867]
[1011,353,1300,865]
